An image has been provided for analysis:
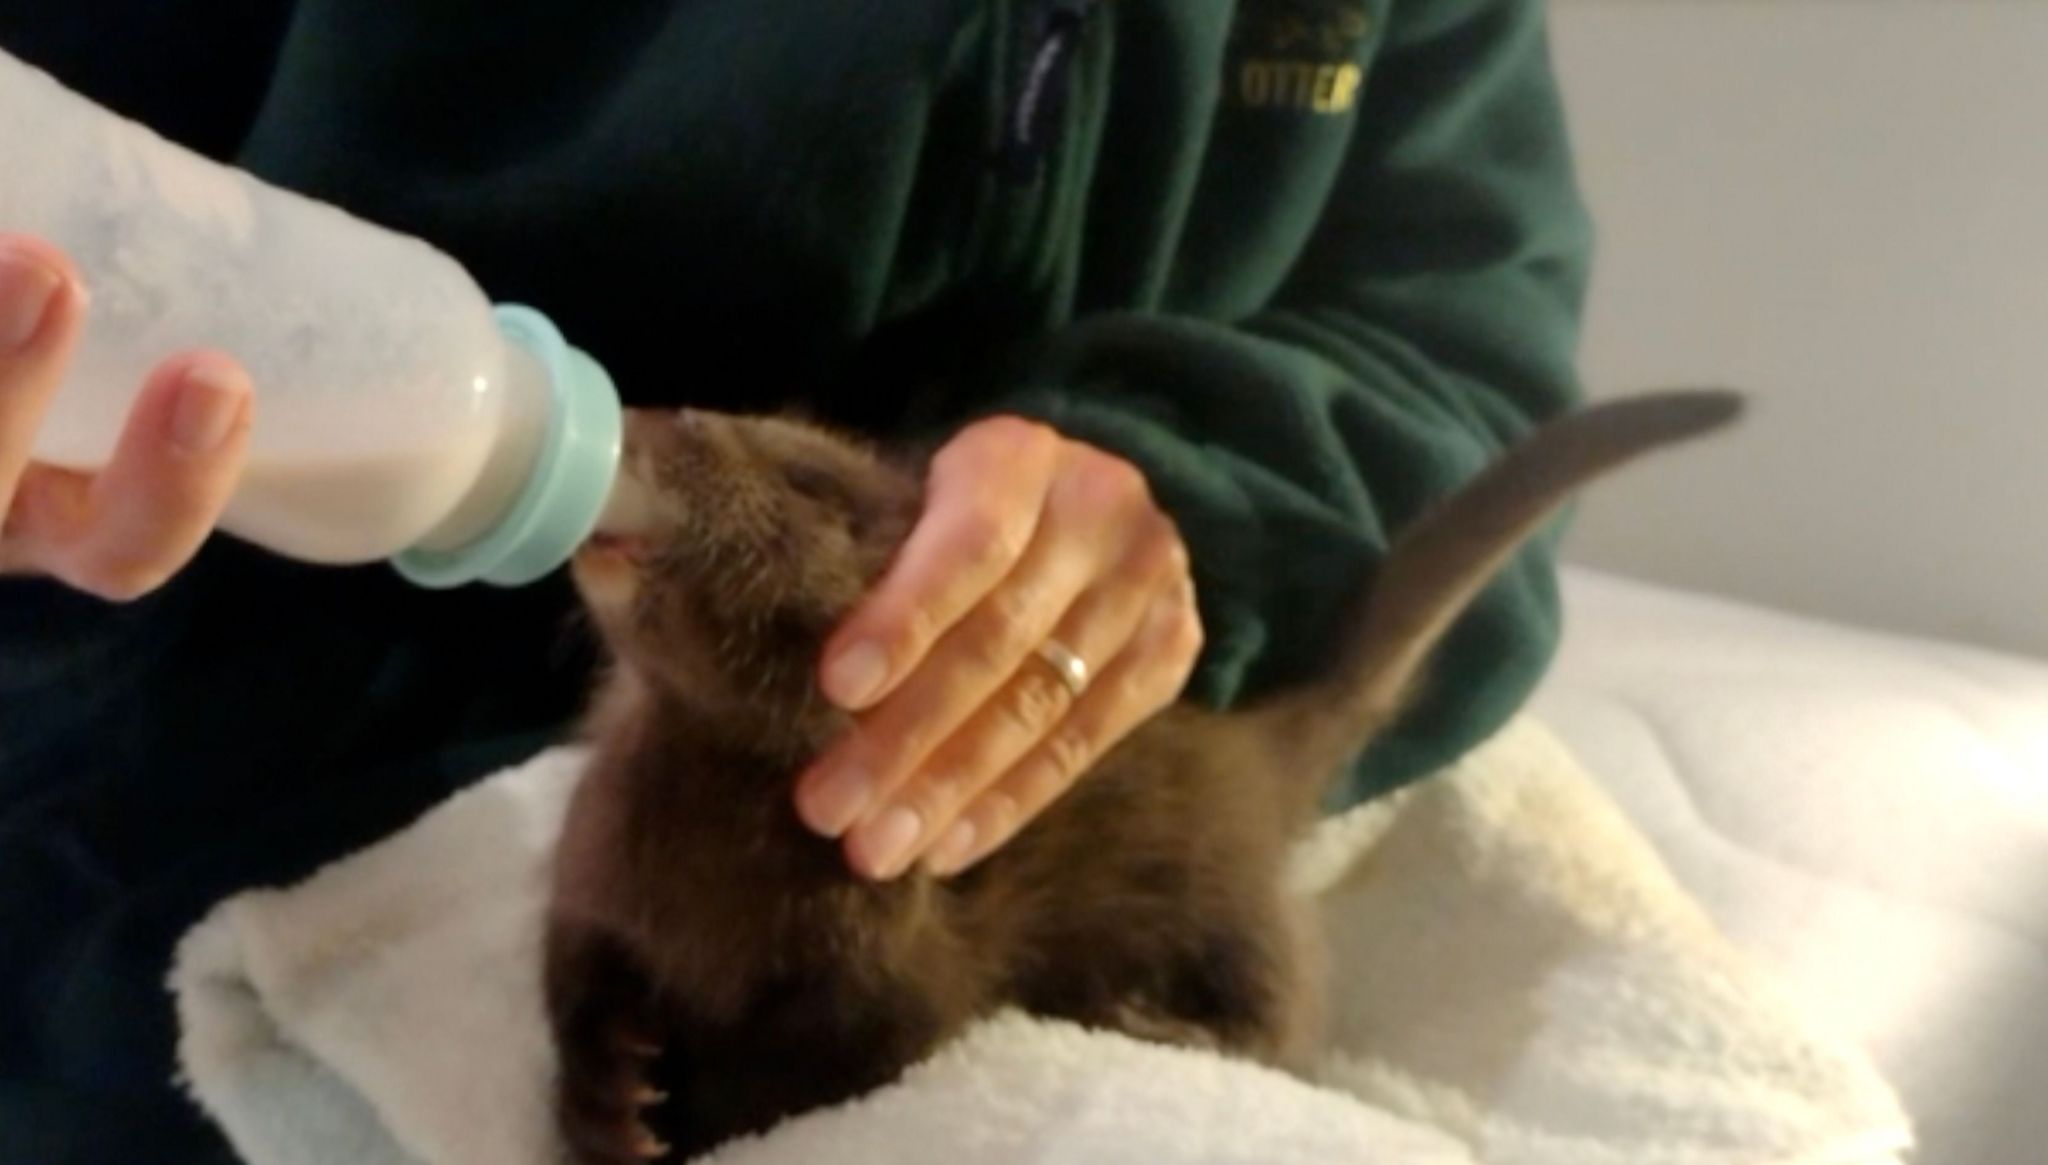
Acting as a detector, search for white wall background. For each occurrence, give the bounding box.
[1546,0,2048,659]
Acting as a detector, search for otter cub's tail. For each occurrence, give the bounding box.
[1261,389,1743,798]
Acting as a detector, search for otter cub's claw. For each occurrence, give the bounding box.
[558,1066,675,1165]
[547,925,687,1164]
[608,1017,663,1061]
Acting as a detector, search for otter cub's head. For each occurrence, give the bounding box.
[572,409,922,733]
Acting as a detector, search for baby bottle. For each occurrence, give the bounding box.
[0,46,622,588]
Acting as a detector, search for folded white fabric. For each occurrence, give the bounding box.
[170,717,1912,1165]
[1297,720,1912,1165]
[173,751,571,1165]
[693,1012,1471,1165]
[1532,566,2048,1165]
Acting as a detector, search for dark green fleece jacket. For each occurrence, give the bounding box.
[0,2,1587,1160]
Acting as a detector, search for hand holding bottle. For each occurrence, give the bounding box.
[0,47,621,590]
[0,234,250,599]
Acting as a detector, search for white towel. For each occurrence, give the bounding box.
[169,718,1913,1165]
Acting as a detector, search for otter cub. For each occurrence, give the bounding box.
[544,392,1741,1162]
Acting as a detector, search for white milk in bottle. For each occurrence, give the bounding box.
[0,45,622,587]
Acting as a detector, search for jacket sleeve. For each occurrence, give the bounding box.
[993,0,1592,805]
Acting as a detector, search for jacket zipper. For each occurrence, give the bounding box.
[999,0,1099,184]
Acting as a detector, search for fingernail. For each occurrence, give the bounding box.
[0,246,64,354]
[170,361,249,457]
[800,765,874,837]
[925,820,978,876]
[855,805,924,879]
[822,641,889,708]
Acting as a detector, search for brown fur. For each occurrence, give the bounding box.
[544,392,1742,1162]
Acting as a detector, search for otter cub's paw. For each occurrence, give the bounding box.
[557,1018,680,1163]
[547,923,684,1163]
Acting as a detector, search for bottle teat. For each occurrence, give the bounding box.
[391,305,623,588]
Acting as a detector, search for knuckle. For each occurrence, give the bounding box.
[943,416,1057,472]
[960,790,1025,862]
[1156,657,1197,706]
[998,670,1074,739]
[965,592,1043,673]
[949,509,1027,577]
[1173,606,1206,661]
[894,781,956,829]
[901,708,954,773]
[1038,728,1098,788]
[1158,626,1204,691]
[1012,755,1073,814]
[1127,607,1202,702]
[860,707,939,775]
[1125,637,1178,691]
[989,415,1059,452]
[983,582,1040,641]
[972,791,1024,848]
[931,430,978,476]
[883,719,944,775]
[983,790,1024,835]
[1108,457,1152,505]
[1071,451,1149,513]
[1154,517,1192,577]
[1129,516,1188,583]
[916,764,979,810]
[1134,683,1180,724]
[897,602,944,656]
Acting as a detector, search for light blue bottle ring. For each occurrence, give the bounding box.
[391,304,624,589]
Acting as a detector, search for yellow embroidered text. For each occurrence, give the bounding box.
[1237,60,1363,115]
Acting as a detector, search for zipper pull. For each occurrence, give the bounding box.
[999,0,1100,184]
